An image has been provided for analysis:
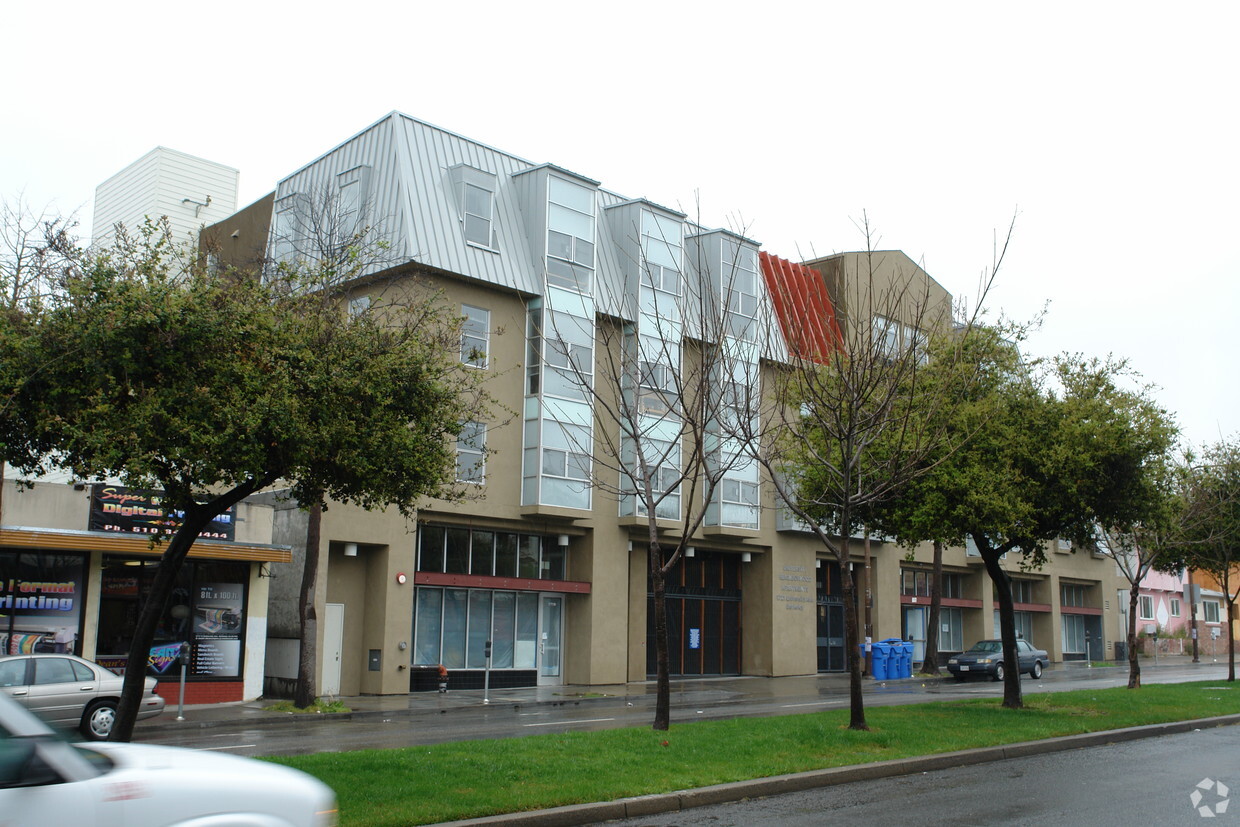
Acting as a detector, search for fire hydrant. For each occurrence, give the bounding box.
[437,663,449,693]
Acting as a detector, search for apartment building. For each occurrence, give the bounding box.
[199,112,1129,696]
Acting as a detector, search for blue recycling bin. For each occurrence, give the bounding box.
[879,638,909,679]
[897,641,914,678]
[870,641,892,680]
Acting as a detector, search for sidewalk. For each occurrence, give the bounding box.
[136,653,1224,736]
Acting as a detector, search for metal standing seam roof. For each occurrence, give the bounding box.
[758,252,843,363]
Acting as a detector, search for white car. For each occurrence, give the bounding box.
[0,653,165,740]
[0,692,337,826]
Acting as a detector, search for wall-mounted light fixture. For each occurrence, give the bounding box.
[741,552,752,563]
[815,559,822,569]
[685,546,695,558]
[343,542,359,557]
[557,534,570,548]
[395,572,407,585]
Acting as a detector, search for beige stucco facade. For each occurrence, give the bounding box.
[257,268,1129,700]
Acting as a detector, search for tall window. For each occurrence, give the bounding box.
[456,422,486,484]
[722,239,758,340]
[633,438,681,520]
[546,177,595,294]
[461,305,489,368]
[1062,614,1086,654]
[719,478,759,529]
[538,309,593,401]
[1171,598,1181,617]
[271,195,301,264]
[938,607,964,652]
[463,183,493,247]
[635,334,680,417]
[1139,594,1154,620]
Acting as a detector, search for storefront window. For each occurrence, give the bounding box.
[417,526,564,582]
[96,557,247,679]
[0,551,87,656]
[414,586,544,671]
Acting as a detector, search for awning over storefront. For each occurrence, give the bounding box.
[0,526,292,563]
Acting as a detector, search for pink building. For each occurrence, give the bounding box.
[1132,568,1189,654]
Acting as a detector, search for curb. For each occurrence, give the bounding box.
[135,694,607,735]
[431,714,1240,826]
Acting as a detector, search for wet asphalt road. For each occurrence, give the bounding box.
[131,662,1233,758]
[605,723,1240,826]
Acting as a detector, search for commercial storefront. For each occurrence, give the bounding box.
[411,523,590,689]
[1,482,287,704]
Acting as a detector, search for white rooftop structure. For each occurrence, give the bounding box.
[92,147,239,246]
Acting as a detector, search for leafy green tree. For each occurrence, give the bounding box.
[1094,455,1185,689]
[0,221,489,740]
[1177,439,1240,681]
[874,333,1177,708]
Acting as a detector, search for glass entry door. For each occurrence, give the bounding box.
[538,595,563,685]
[902,606,927,664]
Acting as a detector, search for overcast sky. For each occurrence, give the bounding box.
[4,1,1236,447]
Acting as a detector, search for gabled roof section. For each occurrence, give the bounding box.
[759,252,843,363]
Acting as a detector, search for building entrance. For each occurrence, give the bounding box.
[646,551,741,677]
[816,560,846,671]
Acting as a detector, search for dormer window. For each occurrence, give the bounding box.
[546,177,595,294]
[450,164,498,250]
[464,183,493,247]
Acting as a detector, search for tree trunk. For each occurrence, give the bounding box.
[294,499,323,708]
[1126,586,1142,689]
[979,542,1022,709]
[1229,604,1236,683]
[833,516,867,731]
[839,559,867,730]
[919,540,943,676]
[112,516,210,741]
[650,539,671,731]
[1189,570,1200,663]
[111,479,269,741]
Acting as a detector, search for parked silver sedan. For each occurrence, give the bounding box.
[0,653,164,740]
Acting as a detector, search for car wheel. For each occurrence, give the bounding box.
[993,663,1005,682]
[82,700,117,741]
[1031,661,1043,679]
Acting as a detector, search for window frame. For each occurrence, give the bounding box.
[1203,599,1221,624]
[460,305,490,369]
[1138,594,1155,620]
[463,182,494,248]
[455,422,486,484]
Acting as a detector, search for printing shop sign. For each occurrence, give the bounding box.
[89,485,235,541]
[191,582,244,677]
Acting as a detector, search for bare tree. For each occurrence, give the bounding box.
[0,194,73,519]
[731,215,1008,730]
[542,213,758,730]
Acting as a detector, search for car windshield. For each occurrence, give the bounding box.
[970,641,1002,653]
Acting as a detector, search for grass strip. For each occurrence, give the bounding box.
[266,680,1240,826]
